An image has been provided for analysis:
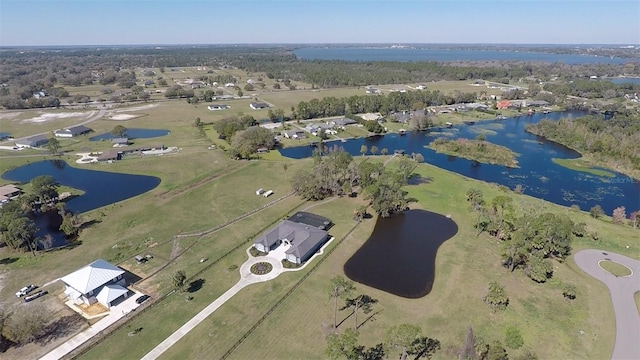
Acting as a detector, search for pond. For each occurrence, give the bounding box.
[2,160,161,248]
[89,128,170,141]
[280,111,640,214]
[344,209,458,298]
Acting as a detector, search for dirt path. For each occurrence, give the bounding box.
[574,249,640,360]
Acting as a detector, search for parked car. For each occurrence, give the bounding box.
[15,285,37,297]
[24,291,47,303]
[136,295,151,304]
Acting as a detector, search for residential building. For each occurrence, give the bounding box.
[54,125,93,138]
[330,118,357,127]
[0,184,22,204]
[207,104,229,111]
[282,130,306,139]
[111,138,130,146]
[249,102,270,110]
[15,134,49,148]
[358,113,383,121]
[253,219,330,264]
[60,259,129,308]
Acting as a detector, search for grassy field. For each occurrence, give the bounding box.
[0,81,637,359]
[598,260,632,277]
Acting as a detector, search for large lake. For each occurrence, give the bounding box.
[294,48,637,65]
[280,112,640,214]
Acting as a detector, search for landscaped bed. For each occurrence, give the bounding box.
[250,262,273,275]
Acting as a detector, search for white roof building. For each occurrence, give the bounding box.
[61,259,129,308]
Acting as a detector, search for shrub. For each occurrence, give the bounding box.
[504,326,524,349]
[562,283,577,300]
[484,282,509,311]
[589,205,604,218]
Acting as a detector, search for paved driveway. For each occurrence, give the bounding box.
[574,249,640,360]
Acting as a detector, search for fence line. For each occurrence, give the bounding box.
[219,220,362,360]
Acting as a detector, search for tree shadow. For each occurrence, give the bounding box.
[336,310,354,328]
[35,314,84,346]
[187,279,205,293]
[407,175,434,185]
[79,219,101,231]
[357,309,383,329]
[0,257,19,265]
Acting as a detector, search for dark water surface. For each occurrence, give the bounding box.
[294,48,637,65]
[2,160,161,214]
[344,210,458,298]
[2,160,161,248]
[89,128,170,141]
[280,111,640,214]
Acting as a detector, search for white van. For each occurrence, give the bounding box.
[263,190,273,198]
[256,188,264,195]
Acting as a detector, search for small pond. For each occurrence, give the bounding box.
[2,160,161,248]
[89,128,170,141]
[344,209,458,298]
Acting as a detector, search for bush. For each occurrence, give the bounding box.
[249,247,267,257]
[590,205,604,218]
[484,281,509,311]
[282,259,300,269]
[504,326,524,349]
[562,283,577,300]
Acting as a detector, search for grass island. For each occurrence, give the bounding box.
[428,137,519,168]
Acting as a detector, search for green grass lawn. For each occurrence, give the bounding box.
[598,260,632,277]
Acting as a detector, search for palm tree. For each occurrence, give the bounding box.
[329,276,354,328]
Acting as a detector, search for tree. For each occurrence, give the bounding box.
[504,326,523,349]
[111,125,128,138]
[589,205,604,218]
[46,137,60,155]
[562,283,577,300]
[59,212,79,237]
[173,270,187,292]
[363,172,410,218]
[612,206,626,224]
[484,282,509,311]
[329,276,355,329]
[525,254,553,283]
[385,324,421,359]
[230,126,276,159]
[486,341,508,360]
[630,210,639,229]
[2,304,48,345]
[30,175,59,206]
[342,294,378,329]
[4,217,37,253]
[354,205,368,221]
[237,90,243,97]
[325,328,361,360]
[360,145,368,156]
[459,326,478,360]
[370,146,378,155]
[395,156,418,184]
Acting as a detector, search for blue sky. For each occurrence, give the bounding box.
[1,0,639,46]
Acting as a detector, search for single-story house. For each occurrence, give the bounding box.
[0,184,22,204]
[304,123,334,136]
[253,220,329,264]
[358,113,383,121]
[250,102,270,110]
[282,130,306,139]
[97,150,120,162]
[111,138,130,146]
[390,110,426,123]
[15,134,49,148]
[365,87,381,94]
[523,100,550,107]
[330,118,357,127]
[207,104,229,111]
[213,95,235,100]
[465,102,489,110]
[225,83,235,87]
[60,259,129,308]
[415,85,427,90]
[496,100,512,110]
[54,125,93,138]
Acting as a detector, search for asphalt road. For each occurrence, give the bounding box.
[574,249,640,360]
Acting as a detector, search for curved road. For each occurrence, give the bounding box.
[574,249,640,360]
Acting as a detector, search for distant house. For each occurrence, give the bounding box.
[464,102,489,110]
[365,87,381,94]
[282,130,306,139]
[390,110,426,123]
[0,184,22,204]
[60,259,129,308]
[358,113,383,121]
[15,134,49,148]
[253,220,330,264]
[111,138,130,146]
[32,91,46,99]
[225,83,235,87]
[304,123,334,136]
[207,104,229,111]
[523,100,550,107]
[415,85,427,90]
[54,125,93,138]
[97,150,120,162]
[330,118,357,127]
[496,100,512,110]
[250,102,270,110]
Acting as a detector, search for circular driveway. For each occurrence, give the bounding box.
[574,249,640,360]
